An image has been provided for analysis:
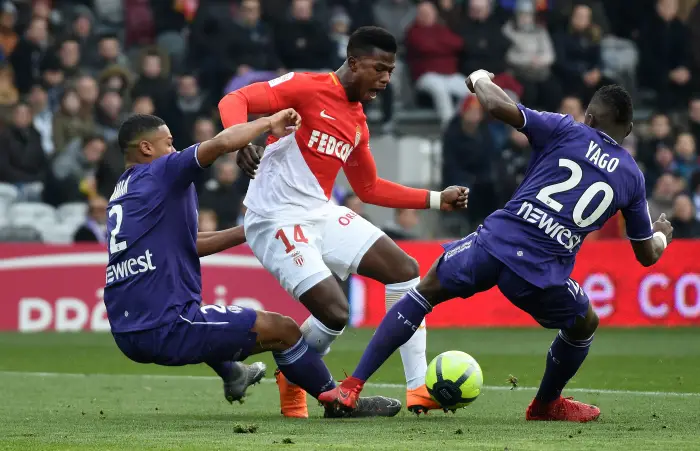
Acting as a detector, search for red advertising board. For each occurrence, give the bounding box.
[356,240,700,327]
[0,244,308,332]
[0,241,698,331]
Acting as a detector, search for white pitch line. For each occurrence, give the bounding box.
[0,370,698,398]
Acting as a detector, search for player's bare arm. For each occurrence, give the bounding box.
[236,144,265,178]
[630,214,673,267]
[467,70,524,129]
[196,225,247,257]
[197,109,301,167]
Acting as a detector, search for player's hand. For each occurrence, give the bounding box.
[466,70,495,93]
[653,213,673,245]
[440,186,469,211]
[269,108,302,138]
[236,144,265,179]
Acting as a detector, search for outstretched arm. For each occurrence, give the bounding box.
[467,70,524,129]
[344,139,468,211]
[197,226,247,257]
[197,109,301,168]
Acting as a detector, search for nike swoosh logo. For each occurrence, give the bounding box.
[338,388,350,399]
[320,110,336,120]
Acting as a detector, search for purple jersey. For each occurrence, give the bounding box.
[104,144,204,333]
[480,106,653,289]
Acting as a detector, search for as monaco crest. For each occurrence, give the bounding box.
[292,252,305,267]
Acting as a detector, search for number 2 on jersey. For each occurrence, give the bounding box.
[109,204,127,254]
[275,225,308,253]
[536,158,614,228]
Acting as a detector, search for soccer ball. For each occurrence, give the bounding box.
[425,351,483,410]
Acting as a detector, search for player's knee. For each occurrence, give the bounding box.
[274,314,303,348]
[254,311,302,348]
[567,307,599,340]
[317,301,349,331]
[393,255,420,282]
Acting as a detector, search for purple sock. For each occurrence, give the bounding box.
[274,337,336,398]
[353,289,432,382]
[535,331,593,403]
[207,361,241,382]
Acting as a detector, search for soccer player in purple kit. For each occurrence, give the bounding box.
[104,110,401,417]
[319,70,674,422]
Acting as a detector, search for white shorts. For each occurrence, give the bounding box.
[244,205,385,298]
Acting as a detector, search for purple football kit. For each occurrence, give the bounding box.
[104,144,258,365]
[436,106,654,328]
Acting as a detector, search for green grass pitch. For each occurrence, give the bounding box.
[1,328,699,450]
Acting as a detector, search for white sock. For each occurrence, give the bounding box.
[299,315,344,356]
[387,277,427,390]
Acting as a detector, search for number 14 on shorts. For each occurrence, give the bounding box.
[275,225,308,254]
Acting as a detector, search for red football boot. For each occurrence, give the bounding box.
[318,376,365,413]
[526,396,601,422]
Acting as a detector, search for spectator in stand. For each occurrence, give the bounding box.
[647,143,678,194]
[558,95,585,123]
[0,1,18,59]
[373,0,417,46]
[496,127,531,204]
[48,133,106,205]
[10,16,48,94]
[131,48,172,114]
[131,95,155,115]
[441,95,497,227]
[0,102,47,200]
[671,193,700,238]
[199,157,249,229]
[276,0,334,71]
[675,133,699,180]
[53,88,94,155]
[554,3,607,103]
[75,73,99,122]
[459,0,511,78]
[342,192,370,221]
[57,37,81,79]
[94,90,124,143]
[198,209,219,233]
[648,173,681,220]
[159,73,211,149]
[383,208,420,240]
[223,0,283,94]
[69,6,98,70]
[502,0,560,111]
[98,65,132,105]
[29,84,53,156]
[192,116,218,188]
[92,33,129,74]
[638,0,692,112]
[688,97,700,146]
[406,1,466,126]
[40,54,64,112]
[73,195,108,244]
[329,8,351,69]
[0,63,18,107]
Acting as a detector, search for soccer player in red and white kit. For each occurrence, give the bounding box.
[219,26,469,418]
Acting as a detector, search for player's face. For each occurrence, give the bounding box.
[142,125,175,159]
[351,50,395,103]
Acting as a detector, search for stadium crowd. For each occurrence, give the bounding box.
[0,0,700,243]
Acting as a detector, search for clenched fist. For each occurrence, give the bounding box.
[440,186,469,211]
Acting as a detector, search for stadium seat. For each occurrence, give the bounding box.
[0,225,43,242]
[0,183,19,205]
[39,222,80,244]
[57,202,89,224]
[396,137,441,187]
[8,202,57,226]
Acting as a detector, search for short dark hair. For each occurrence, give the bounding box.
[590,84,633,125]
[347,26,397,58]
[118,114,165,152]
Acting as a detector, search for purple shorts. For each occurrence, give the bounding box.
[436,229,589,330]
[112,302,258,366]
